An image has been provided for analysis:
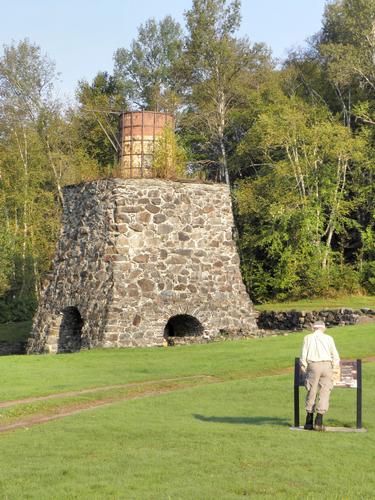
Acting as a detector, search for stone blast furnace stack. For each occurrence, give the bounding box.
[28,178,258,353]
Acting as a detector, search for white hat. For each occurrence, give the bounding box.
[313,321,326,330]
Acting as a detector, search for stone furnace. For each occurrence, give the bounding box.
[28,178,257,353]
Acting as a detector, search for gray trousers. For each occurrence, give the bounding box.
[305,361,333,414]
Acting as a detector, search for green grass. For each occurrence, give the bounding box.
[0,324,374,499]
[0,324,374,402]
[0,320,31,343]
[256,295,375,311]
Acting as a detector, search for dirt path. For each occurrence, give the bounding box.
[0,374,217,409]
[0,385,202,433]
[0,366,299,411]
[0,357,373,434]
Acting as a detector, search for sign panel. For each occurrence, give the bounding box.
[334,360,358,388]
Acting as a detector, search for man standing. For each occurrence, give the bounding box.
[300,321,340,431]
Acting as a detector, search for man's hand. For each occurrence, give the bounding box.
[332,366,341,384]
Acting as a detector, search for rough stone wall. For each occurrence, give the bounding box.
[28,181,115,353]
[0,341,27,356]
[28,178,257,353]
[257,308,374,331]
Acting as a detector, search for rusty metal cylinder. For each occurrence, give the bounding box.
[119,111,174,178]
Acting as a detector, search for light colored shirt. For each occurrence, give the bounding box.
[300,329,340,369]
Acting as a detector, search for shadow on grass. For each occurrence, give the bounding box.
[193,414,290,426]
[324,418,354,428]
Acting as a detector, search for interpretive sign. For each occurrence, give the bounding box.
[334,361,358,388]
[293,358,362,429]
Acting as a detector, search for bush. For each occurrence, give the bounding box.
[152,126,188,179]
[0,295,37,323]
[361,261,375,294]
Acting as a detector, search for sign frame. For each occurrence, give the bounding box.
[293,358,362,429]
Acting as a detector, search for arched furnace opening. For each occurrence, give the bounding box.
[57,307,83,353]
[163,314,204,340]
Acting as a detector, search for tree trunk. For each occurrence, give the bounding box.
[322,225,334,269]
[45,136,64,205]
[217,90,229,184]
[15,127,30,295]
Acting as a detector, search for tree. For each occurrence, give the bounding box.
[0,113,59,304]
[234,83,365,301]
[282,1,375,131]
[0,40,87,319]
[0,193,13,297]
[73,71,126,175]
[318,0,375,88]
[0,39,81,203]
[0,39,56,124]
[114,16,183,111]
[182,0,271,183]
[283,0,375,297]
[0,41,55,299]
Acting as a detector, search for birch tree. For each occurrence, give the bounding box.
[114,16,183,112]
[234,88,364,300]
[182,0,270,183]
[0,40,60,313]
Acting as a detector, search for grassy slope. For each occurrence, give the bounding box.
[0,324,374,499]
[256,295,375,311]
[0,324,374,401]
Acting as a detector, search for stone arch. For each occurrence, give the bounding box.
[163,314,204,340]
[57,307,84,353]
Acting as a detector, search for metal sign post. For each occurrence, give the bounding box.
[294,357,301,428]
[357,359,362,429]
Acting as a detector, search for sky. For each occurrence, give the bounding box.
[0,0,328,102]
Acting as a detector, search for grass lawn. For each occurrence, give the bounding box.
[256,295,375,312]
[0,323,374,499]
[0,320,31,343]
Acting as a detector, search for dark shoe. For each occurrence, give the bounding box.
[304,412,314,430]
[314,413,326,431]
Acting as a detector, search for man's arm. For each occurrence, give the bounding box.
[330,338,340,368]
[300,336,308,370]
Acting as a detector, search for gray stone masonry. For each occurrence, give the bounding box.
[257,308,375,331]
[0,341,27,356]
[27,178,257,353]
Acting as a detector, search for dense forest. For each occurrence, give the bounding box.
[0,0,374,321]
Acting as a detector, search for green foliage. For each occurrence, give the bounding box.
[318,0,375,90]
[152,126,188,179]
[0,320,31,342]
[361,261,375,294]
[114,16,183,112]
[0,296,37,323]
[0,217,13,297]
[0,40,101,322]
[233,78,370,302]
[73,71,126,174]
[1,1,374,314]
[180,0,271,183]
